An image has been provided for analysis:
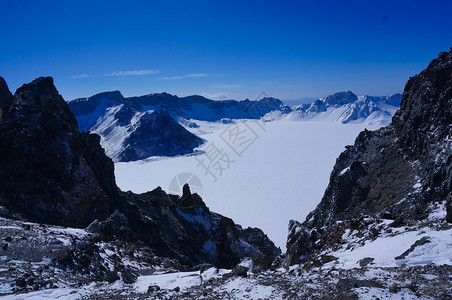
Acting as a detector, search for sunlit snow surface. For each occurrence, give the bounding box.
[324,201,452,269]
[115,120,381,250]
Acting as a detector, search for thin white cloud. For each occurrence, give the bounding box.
[201,92,229,100]
[70,73,94,79]
[186,73,208,78]
[106,70,159,76]
[159,73,209,80]
[159,76,186,80]
[71,69,159,79]
[211,84,243,88]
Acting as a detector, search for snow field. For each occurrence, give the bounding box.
[115,120,381,249]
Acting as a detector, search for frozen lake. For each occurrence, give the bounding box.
[115,120,380,250]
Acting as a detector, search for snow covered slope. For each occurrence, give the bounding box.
[71,99,204,162]
[265,91,401,125]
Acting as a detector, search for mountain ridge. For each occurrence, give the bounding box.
[69,90,401,162]
[286,49,452,266]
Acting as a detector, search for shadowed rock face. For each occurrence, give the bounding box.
[286,49,452,265]
[0,76,280,268]
[0,77,117,228]
[0,77,13,109]
[0,77,13,123]
[117,110,204,162]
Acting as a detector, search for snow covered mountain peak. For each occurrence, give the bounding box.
[323,90,358,106]
[266,91,402,125]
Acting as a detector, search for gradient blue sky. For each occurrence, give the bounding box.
[1,0,451,101]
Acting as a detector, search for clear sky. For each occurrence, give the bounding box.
[1,0,451,101]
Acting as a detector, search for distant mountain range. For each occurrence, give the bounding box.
[266,91,402,125]
[68,91,401,162]
[68,92,290,161]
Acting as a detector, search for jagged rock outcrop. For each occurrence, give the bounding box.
[0,76,280,269]
[286,49,452,265]
[0,77,118,227]
[0,77,13,131]
[0,77,13,109]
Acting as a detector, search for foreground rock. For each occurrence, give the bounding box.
[0,77,280,281]
[286,49,452,265]
[0,77,116,227]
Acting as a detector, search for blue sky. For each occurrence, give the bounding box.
[1,0,451,101]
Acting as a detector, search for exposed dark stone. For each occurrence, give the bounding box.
[220,215,281,270]
[15,277,26,288]
[229,265,249,278]
[106,270,119,283]
[359,257,374,267]
[0,77,117,227]
[69,92,287,124]
[121,268,137,284]
[318,255,338,265]
[0,76,13,112]
[395,236,431,260]
[69,90,125,127]
[447,195,452,223]
[389,216,405,228]
[389,283,400,293]
[178,183,203,207]
[147,285,161,293]
[86,210,137,242]
[285,220,314,266]
[336,278,383,291]
[198,263,215,274]
[286,49,452,265]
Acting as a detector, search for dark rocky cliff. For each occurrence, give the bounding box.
[0,77,280,270]
[0,77,117,227]
[286,49,452,265]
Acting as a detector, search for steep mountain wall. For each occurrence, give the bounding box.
[286,49,452,265]
[0,77,117,227]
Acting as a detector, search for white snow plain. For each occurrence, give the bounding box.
[115,120,381,250]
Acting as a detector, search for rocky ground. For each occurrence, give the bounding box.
[1,207,451,299]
